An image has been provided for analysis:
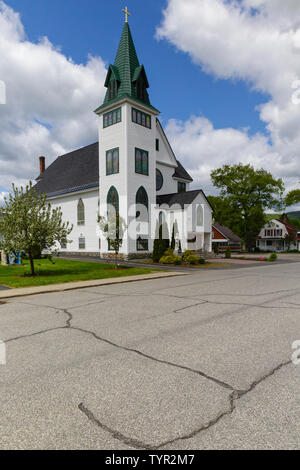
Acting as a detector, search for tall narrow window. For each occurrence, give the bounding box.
[178,182,186,193]
[156,139,159,151]
[197,205,204,226]
[79,236,85,249]
[135,148,148,175]
[136,187,149,251]
[136,187,149,222]
[106,148,119,175]
[107,186,119,215]
[77,199,85,226]
[107,187,119,251]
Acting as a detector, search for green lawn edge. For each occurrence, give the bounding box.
[0,258,158,288]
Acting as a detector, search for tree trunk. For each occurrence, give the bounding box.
[29,252,35,276]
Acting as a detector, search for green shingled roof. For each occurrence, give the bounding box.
[97,22,154,112]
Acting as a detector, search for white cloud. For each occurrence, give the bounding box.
[0,1,106,191]
[158,0,300,199]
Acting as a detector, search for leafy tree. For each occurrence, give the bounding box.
[245,207,266,252]
[0,182,72,276]
[285,189,300,207]
[210,164,284,250]
[207,195,243,238]
[98,211,126,268]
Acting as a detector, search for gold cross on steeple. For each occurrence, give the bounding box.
[122,6,131,23]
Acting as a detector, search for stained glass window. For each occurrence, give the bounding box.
[132,108,151,129]
[103,108,121,128]
[77,199,85,226]
[135,149,142,174]
[106,148,119,175]
[113,149,119,174]
[107,186,119,213]
[135,148,148,175]
[142,152,148,175]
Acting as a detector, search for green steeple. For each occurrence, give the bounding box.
[95,21,158,114]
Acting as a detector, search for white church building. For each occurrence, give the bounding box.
[34,17,213,259]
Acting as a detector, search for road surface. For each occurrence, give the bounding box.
[0,261,299,449]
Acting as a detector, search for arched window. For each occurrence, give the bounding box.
[77,198,85,226]
[156,169,163,191]
[197,205,204,226]
[106,187,119,252]
[136,187,149,222]
[107,186,119,216]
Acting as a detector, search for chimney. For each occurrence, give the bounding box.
[39,156,46,174]
[282,213,288,224]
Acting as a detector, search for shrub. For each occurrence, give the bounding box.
[268,253,277,262]
[225,247,231,259]
[152,239,170,262]
[164,247,174,257]
[159,254,182,265]
[182,250,193,263]
[188,255,198,265]
[199,258,206,264]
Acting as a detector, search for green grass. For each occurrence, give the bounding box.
[0,258,157,288]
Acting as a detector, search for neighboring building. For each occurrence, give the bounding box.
[34,17,213,258]
[256,216,300,252]
[212,223,242,252]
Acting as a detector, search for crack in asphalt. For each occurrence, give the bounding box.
[78,403,151,450]
[78,359,292,450]
[2,274,298,449]
[70,325,235,391]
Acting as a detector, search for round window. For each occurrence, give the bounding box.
[156,169,163,191]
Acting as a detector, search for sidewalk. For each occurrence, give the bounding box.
[0,271,186,300]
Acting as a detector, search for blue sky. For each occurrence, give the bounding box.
[6,0,267,135]
[1,0,299,205]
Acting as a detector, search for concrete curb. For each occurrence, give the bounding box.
[0,271,187,300]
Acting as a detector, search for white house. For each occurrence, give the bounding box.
[34,18,213,259]
[256,216,300,252]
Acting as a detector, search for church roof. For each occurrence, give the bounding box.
[157,190,213,209]
[95,22,157,114]
[173,160,193,182]
[34,142,192,198]
[34,143,99,198]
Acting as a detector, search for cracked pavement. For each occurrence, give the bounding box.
[0,261,300,449]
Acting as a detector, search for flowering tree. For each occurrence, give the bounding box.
[0,182,72,276]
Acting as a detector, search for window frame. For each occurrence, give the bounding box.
[78,237,86,250]
[77,198,85,226]
[132,107,151,129]
[136,237,149,252]
[135,148,149,176]
[106,147,119,175]
[178,182,187,193]
[103,108,122,129]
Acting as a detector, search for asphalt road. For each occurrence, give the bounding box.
[0,261,300,450]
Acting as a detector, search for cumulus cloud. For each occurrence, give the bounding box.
[0,1,106,191]
[158,0,300,199]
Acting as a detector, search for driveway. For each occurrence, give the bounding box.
[0,261,300,449]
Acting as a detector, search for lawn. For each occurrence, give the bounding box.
[0,258,157,288]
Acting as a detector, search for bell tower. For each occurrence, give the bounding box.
[95,11,160,258]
